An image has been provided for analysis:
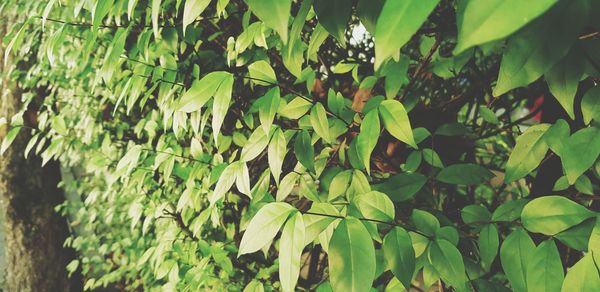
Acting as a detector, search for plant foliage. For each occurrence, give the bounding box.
[1,0,600,291]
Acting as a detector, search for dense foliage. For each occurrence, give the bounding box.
[2,0,600,291]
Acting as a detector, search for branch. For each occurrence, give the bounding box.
[398,37,440,101]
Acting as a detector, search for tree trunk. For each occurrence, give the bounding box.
[0,15,81,292]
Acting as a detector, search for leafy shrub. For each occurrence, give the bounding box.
[1,0,600,291]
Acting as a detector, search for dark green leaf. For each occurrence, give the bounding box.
[383,227,415,289]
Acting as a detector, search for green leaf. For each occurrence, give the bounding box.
[379,100,417,148]
[177,72,230,112]
[479,106,499,125]
[461,205,491,225]
[374,0,439,69]
[310,103,331,143]
[182,0,211,35]
[279,212,305,292]
[245,0,291,43]
[235,162,252,197]
[411,209,440,236]
[280,97,313,119]
[555,218,595,251]
[240,127,270,162]
[328,170,352,201]
[348,170,371,199]
[4,19,30,66]
[41,0,57,30]
[313,0,352,46]
[561,253,600,292]
[575,175,594,195]
[356,0,384,34]
[504,124,550,183]
[244,280,265,292]
[238,202,295,256]
[545,49,584,119]
[259,87,281,134]
[383,57,410,98]
[581,86,600,125]
[151,0,161,38]
[526,240,564,292]
[303,203,339,245]
[51,116,68,136]
[383,227,415,289]
[127,0,138,20]
[268,128,287,184]
[353,191,395,222]
[454,0,559,53]
[436,163,493,185]
[277,172,299,201]
[373,172,427,202]
[589,217,600,254]
[115,145,142,176]
[307,24,329,61]
[427,239,466,289]
[92,0,113,32]
[558,127,600,184]
[211,162,240,204]
[422,148,444,168]
[491,199,527,222]
[329,217,376,292]
[544,119,570,156]
[248,60,277,85]
[295,130,315,172]
[521,196,595,235]
[212,73,234,142]
[0,127,20,156]
[500,228,535,292]
[479,224,499,271]
[356,110,380,174]
[493,0,589,96]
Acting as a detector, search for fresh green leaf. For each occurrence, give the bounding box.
[455,0,559,53]
[521,196,595,235]
[182,0,211,35]
[479,224,499,271]
[295,130,315,172]
[353,191,395,222]
[500,228,535,292]
[581,86,600,125]
[248,60,277,85]
[427,239,466,289]
[561,253,600,292]
[436,163,493,185]
[310,103,331,143]
[279,212,305,292]
[411,209,440,236]
[313,0,352,46]
[238,202,295,256]
[240,127,270,162]
[558,126,600,184]
[374,0,439,69]
[379,100,417,148]
[493,0,589,96]
[329,217,376,292]
[383,227,415,289]
[504,124,550,183]
[268,128,287,184]
[259,87,281,134]
[356,110,380,174]
[245,0,292,43]
[526,240,564,292]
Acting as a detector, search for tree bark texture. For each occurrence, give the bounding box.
[0,15,81,292]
